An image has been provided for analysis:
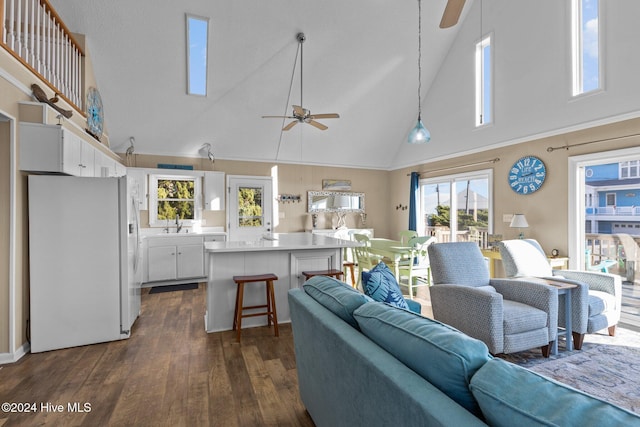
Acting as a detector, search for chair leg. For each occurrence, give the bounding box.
[541,343,551,358]
[608,325,616,337]
[348,264,356,287]
[572,332,585,350]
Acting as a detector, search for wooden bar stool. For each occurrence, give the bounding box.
[232,273,279,342]
[301,269,344,281]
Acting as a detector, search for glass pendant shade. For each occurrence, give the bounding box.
[408,118,431,144]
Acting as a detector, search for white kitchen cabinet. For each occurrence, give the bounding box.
[114,162,126,177]
[177,244,205,278]
[80,143,96,177]
[20,122,98,176]
[127,167,149,210]
[147,245,178,281]
[203,171,225,210]
[146,235,205,283]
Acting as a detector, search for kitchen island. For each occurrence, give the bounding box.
[204,232,358,332]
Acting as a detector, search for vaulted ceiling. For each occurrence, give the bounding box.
[50,0,472,170]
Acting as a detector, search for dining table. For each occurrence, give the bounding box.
[368,238,414,278]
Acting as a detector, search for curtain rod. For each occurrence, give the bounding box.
[408,157,500,176]
[547,133,640,152]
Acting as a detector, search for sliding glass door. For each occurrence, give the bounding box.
[419,170,493,246]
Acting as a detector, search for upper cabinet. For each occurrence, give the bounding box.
[203,171,225,211]
[19,123,125,177]
[127,167,149,210]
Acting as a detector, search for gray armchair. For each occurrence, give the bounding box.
[498,239,622,350]
[428,242,558,357]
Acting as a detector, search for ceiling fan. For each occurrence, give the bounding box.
[440,0,466,29]
[262,32,339,131]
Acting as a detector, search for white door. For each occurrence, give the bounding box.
[227,175,273,241]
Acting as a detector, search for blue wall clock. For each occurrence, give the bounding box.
[508,156,547,194]
[86,87,104,140]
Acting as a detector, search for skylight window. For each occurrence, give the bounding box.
[571,0,601,96]
[186,14,209,96]
[475,35,492,127]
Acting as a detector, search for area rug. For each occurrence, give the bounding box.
[148,283,199,294]
[498,328,640,414]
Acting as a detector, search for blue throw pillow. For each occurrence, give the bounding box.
[361,262,409,310]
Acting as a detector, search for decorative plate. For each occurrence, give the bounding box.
[508,155,547,195]
[86,87,104,140]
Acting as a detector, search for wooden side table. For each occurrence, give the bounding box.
[548,256,569,270]
[481,250,569,277]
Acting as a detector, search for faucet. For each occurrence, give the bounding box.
[175,213,183,233]
[164,218,170,233]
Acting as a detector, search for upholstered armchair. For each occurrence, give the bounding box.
[498,239,622,350]
[428,242,558,357]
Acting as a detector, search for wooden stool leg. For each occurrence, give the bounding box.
[268,280,279,337]
[233,282,241,331]
[236,283,245,342]
[265,281,272,327]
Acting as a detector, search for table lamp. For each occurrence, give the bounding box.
[331,195,351,229]
[510,214,529,239]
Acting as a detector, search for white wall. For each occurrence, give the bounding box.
[392,0,640,169]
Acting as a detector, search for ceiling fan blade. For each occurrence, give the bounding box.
[440,0,466,29]
[262,115,295,119]
[283,120,298,131]
[292,105,305,116]
[308,120,328,131]
[309,113,340,119]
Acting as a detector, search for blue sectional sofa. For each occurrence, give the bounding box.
[288,276,640,427]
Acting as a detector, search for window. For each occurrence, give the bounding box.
[620,161,640,179]
[149,174,202,227]
[186,14,209,96]
[606,193,616,207]
[419,170,493,246]
[571,0,601,96]
[475,35,492,126]
[237,186,264,227]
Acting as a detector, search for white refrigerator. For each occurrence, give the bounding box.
[28,175,142,353]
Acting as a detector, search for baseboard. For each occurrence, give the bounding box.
[0,341,30,365]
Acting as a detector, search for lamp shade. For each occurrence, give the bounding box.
[408,119,431,144]
[332,195,351,209]
[509,214,529,228]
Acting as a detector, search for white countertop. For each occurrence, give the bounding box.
[205,232,358,253]
[141,226,227,239]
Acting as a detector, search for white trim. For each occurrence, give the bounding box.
[570,0,604,97]
[568,146,640,270]
[186,13,210,97]
[418,168,494,238]
[475,33,493,127]
[0,108,21,364]
[0,342,29,365]
[148,172,203,227]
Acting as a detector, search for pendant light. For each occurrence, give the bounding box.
[408,0,431,144]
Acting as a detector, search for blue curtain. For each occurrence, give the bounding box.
[409,172,419,231]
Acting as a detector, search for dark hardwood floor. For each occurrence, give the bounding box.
[0,284,315,427]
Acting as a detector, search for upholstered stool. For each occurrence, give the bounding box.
[232,273,279,342]
[301,269,344,281]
